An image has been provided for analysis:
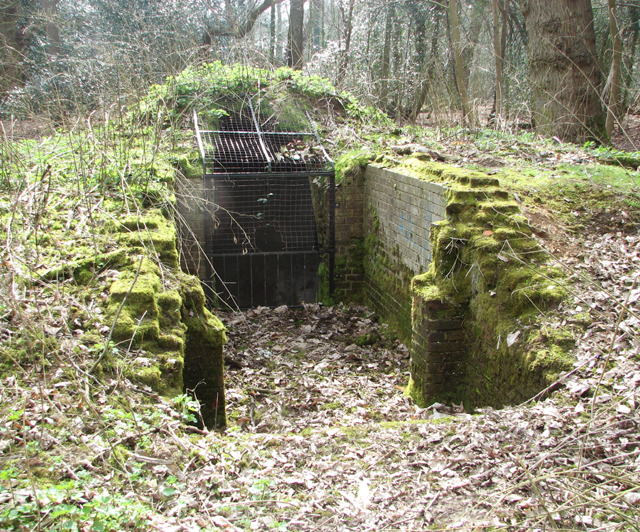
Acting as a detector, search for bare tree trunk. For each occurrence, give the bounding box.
[270,3,276,62]
[461,0,487,94]
[500,0,509,113]
[449,0,473,124]
[287,0,304,70]
[276,1,283,61]
[310,0,323,53]
[0,1,24,94]
[41,0,61,56]
[606,0,622,137]
[379,0,393,106]
[336,0,355,84]
[407,2,428,122]
[492,0,504,126]
[520,0,604,142]
[207,0,285,39]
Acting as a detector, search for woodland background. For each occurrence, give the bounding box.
[2,2,640,531]
[2,0,639,143]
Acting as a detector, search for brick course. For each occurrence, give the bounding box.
[363,166,447,343]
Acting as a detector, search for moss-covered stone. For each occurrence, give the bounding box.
[103,209,226,426]
[363,209,414,343]
[355,332,380,346]
[116,210,180,269]
[335,149,372,185]
[181,274,227,429]
[39,250,128,283]
[401,159,575,409]
[177,155,204,179]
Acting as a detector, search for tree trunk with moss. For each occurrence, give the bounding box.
[520,0,604,142]
[605,0,622,137]
[449,0,474,125]
[492,0,505,126]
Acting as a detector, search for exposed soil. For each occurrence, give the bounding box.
[612,114,640,153]
[0,119,54,140]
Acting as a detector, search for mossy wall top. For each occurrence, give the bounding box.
[393,158,575,409]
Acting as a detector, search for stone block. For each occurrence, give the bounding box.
[425,341,466,353]
[424,299,452,311]
[424,319,463,331]
[445,329,465,342]
[425,331,446,342]
[424,350,466,363]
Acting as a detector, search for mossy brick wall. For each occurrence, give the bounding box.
[106,206,226,429]
[365,166,446,273]
[333,168,366,301]
[410,294,466,403]
[364,166,447,342]
[176,176,208,279]
[400,159,573,410]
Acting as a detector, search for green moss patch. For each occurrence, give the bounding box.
[102,209,226,427]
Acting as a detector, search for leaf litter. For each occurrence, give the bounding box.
[1,229,639,531]
[1,165,640,530]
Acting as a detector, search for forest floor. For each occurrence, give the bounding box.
[184,213,639,531]
[1,117,640,531]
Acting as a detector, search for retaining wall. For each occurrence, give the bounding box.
[176,176,208,279]
[362,166,448,342]
[178,161,570,411]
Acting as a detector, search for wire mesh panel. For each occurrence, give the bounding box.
[199,122,333,175]
[194,100,334,309]
[209,175,319,254]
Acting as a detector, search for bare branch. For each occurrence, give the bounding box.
[205,0,286,39]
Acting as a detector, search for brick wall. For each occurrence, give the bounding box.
[333,169,366,300]
[176,177,208,279]
[363,166,447,342]
[410,291,466,403]
[365,166,446,273]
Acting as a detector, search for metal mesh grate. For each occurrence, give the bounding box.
[195,101,333,176]
[199,126,332,175]
[194,97,335,308]
[209,174,318,255]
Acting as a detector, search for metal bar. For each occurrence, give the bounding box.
[329,171,336,298]
[204,171,335,179]
[209,251,322,257]
[194,111,208,175]
[200,130,313,136]
[248,97,273,172]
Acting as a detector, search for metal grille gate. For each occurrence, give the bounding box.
[195,99,335,309]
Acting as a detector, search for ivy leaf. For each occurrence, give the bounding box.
[161,486,178,498]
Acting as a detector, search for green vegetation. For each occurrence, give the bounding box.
[1,61,639,531]
[389,158,575,408]
[131,62,389,132]
[334,149,373,185]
